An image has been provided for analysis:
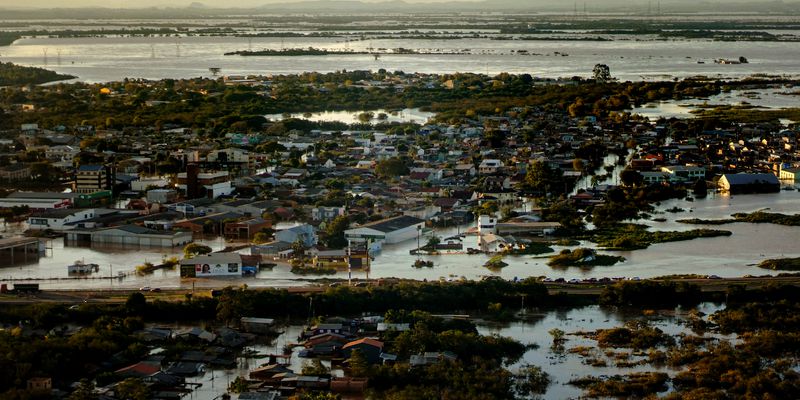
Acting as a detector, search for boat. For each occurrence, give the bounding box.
[68,260,99,274]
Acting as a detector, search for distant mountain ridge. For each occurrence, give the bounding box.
[0,0,798,17]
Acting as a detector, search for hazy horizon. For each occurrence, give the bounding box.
[0,0,794,9]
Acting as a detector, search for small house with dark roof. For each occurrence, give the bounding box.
[342,338,384,364]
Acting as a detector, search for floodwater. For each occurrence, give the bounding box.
[3,189,799,290]
[3,35,800,82]
[179,302,729,400]
[264,108,435,125]
[479,302,731,399]
[632,85,800,120]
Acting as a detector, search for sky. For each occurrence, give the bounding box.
[2,0,482,7]
[0,0,786,10]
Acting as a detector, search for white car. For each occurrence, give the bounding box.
[568,278,582,284]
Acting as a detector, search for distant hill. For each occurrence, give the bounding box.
[0,1,797,18]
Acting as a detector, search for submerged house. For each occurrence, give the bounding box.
[718,173,780,194]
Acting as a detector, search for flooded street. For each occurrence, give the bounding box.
[3,189,798,289]
[178,302,729,399]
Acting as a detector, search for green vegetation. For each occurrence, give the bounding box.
[679,211,800,226]
[691,106,800,123]
[183,243,212,258]
[570,372,669,398]
[412,259,434,268]
[226,47,360,56]
[758,257,800,271]
[0,62,75,86]
[596,321,676,349]
[600,280,702,307]
[589,224,732,250]
[484,255,508,270]
[547,248,625,268]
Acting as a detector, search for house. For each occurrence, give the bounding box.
[115,361,162,379]
[330,377,369,394]
[313,249,349,270]
[26,377,51,392]
[342,338,384,364]
[312,206,346,222]
[27,208,97,231]
[304,333,350,356]
[303,323,349,338]
[65,224,193,247]
[344,215,425,245]
[403,205,441,220]
[45,145,79,161]
[275,224,317,247]
[0,164,31,181]
[409,351,457,367]
[175,168,233,199]
[779,167,800,182]
[132,176,170,192]
[251,241,294,259]
[718,173,780,194]
[639,171,668,184]
[146,189,178,204]
[661,165,706,181]
[179,252,243,278]
[224,218,271,240]
[477,215,497,234]
[478,159,504,174]
[240,317,275,334]
[0,191,77,210]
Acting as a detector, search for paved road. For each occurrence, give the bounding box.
[1,276,797,304]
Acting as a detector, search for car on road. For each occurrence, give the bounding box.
[149,287,162,292]
[568,278,582,284]
[139,286,151,291]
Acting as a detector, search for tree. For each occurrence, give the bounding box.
[292,239,306,258]
[114,378,151,400]
[375,157,409,178]
[515,364,551,396]
[425,236,441,249]
[324,215,350,249]
[253,231,272,244]
[302,359,331,376]
[572,158,585,172]
[549,328,565,344]
[68,379,98,400]
[125,292,147,315]
[620,169,644,187]
[183,243,212,258]
[593,64,612,82]
[348,349,369,378]
[524,160,562,195]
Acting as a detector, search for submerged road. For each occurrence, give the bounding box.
[0,275,798,305]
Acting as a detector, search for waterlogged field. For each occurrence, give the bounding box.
[3,34,800,82]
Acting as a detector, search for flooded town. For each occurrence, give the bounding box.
[1,5,800,400]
